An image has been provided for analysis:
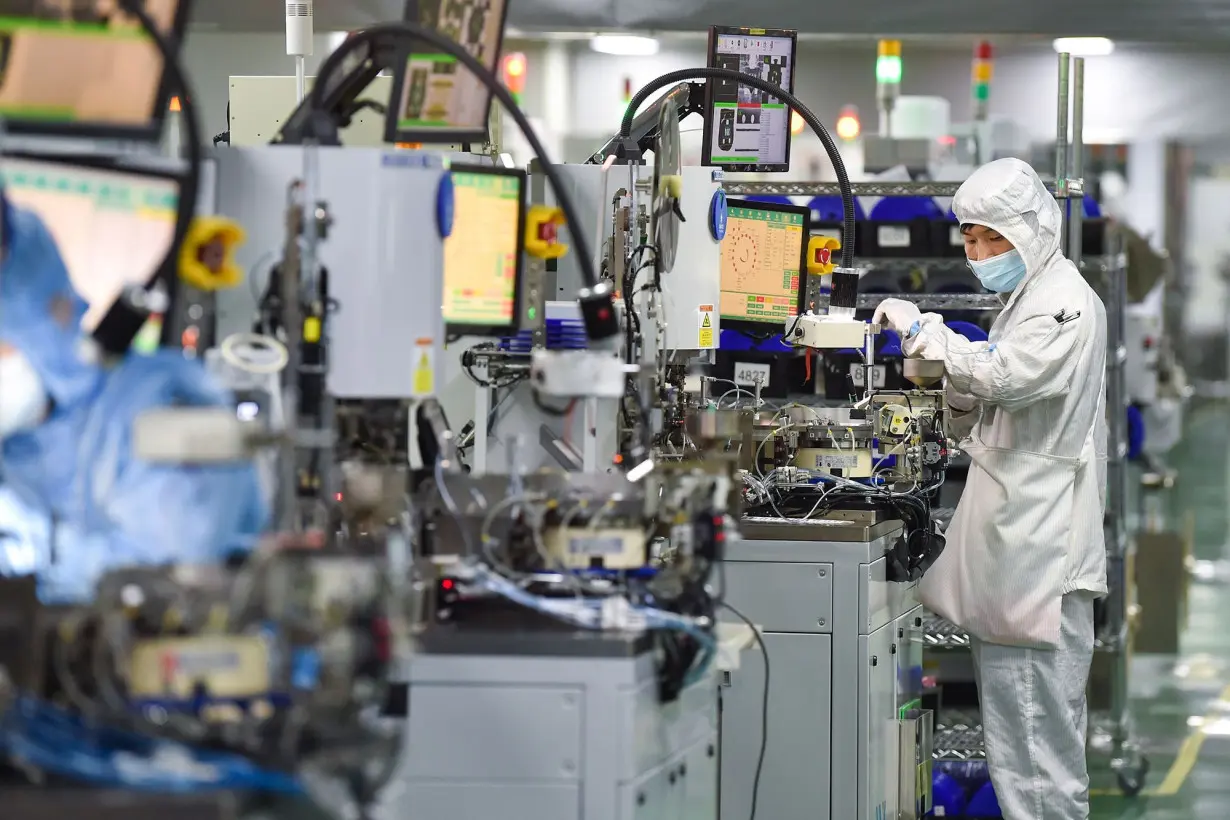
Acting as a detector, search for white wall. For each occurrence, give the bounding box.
[182,31,551,144]
[558,41,1230,147]
[181,32,1230,152]
[183,32,335,141]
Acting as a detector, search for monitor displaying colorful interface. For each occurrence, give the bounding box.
[442,165,524,334]
[1,156,178,330]
[719,200,806,327]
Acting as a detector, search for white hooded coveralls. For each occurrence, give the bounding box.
[903,159,1108,820]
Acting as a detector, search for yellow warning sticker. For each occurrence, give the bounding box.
[412,338,435,396]
[698,304,715,349]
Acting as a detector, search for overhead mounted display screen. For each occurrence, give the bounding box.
[701,25,798,174]
[386,0,509,144]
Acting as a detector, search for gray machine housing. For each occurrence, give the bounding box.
[397,635,718,820]
[540,163,723,355]
[718,518,927,820]
[213,146,447,400]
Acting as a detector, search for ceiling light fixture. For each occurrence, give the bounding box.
[1052,37,1115,56]
[590,35,660,57]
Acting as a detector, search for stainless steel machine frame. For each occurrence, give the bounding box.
[718,517,928,820]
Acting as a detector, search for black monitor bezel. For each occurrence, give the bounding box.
[384,0,510,146]
[719,197,810,337]
[0,2,193,142]
[700,25,798,174]
[443,163,527,339]
[0,151,183,342]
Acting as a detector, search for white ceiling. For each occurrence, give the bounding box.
[186,0,1230,42]
[187,0,404,32]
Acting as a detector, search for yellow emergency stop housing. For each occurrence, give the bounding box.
[525,205,568,261]
[179,216,246,291]
[806,235,841,275]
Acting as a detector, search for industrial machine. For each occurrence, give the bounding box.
[0,8,954,818]
[711,295,947,820]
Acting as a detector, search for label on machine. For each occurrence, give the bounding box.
[412,338,435,396]
[698,304,715,349]
[815,453,860,470]
[877,226,911,248]
[734,362,771,387]
[568,535,626,555]
[849,364,887,388]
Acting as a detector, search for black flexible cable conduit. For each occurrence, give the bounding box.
[110,0,203,351]
[310,22,599,291]
[617,68,856,270]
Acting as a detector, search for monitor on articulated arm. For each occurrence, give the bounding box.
[0,0,191,141]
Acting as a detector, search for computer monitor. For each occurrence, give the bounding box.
[719,198,808,334]
[1,154,179,331]
[701,25,798,173]
[442,164,525,337]
[385,0,509,145]
[0,1,191,140]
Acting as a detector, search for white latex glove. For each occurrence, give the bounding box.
[871,298,923,333]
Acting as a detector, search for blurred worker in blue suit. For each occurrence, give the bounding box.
[0,198,267,603]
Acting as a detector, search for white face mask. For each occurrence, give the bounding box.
[0,349,48,437]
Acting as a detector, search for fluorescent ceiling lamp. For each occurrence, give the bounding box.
[1052,37,1114,56]
[591,35,660,56]
[328,31,349,52]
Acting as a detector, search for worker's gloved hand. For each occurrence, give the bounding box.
[871,298,923,334]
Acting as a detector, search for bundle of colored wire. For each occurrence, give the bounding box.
[0,697,302,794]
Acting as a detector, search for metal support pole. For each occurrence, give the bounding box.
[1106,229,1131,743]
[1055,52,1071,255]
[583,398,600,472]
[473,383,490,476]
[1068,58,1085,264]
[863,326,876,401]
[295,55,307,104]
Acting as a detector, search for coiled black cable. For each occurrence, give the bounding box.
[91,1,203,353]
[615,68,856,270]
[308,22,598,291]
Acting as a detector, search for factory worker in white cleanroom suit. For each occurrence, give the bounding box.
[874,158,1107,820]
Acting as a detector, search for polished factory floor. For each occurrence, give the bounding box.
[1088,400,1230,819]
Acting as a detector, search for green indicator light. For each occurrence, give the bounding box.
[875,55,902,84]
[527,306,537,319]
[973,83,990,101]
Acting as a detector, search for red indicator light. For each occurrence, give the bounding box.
[597,307,611,321]
[975,41,993,60]
[441,578,455,591]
